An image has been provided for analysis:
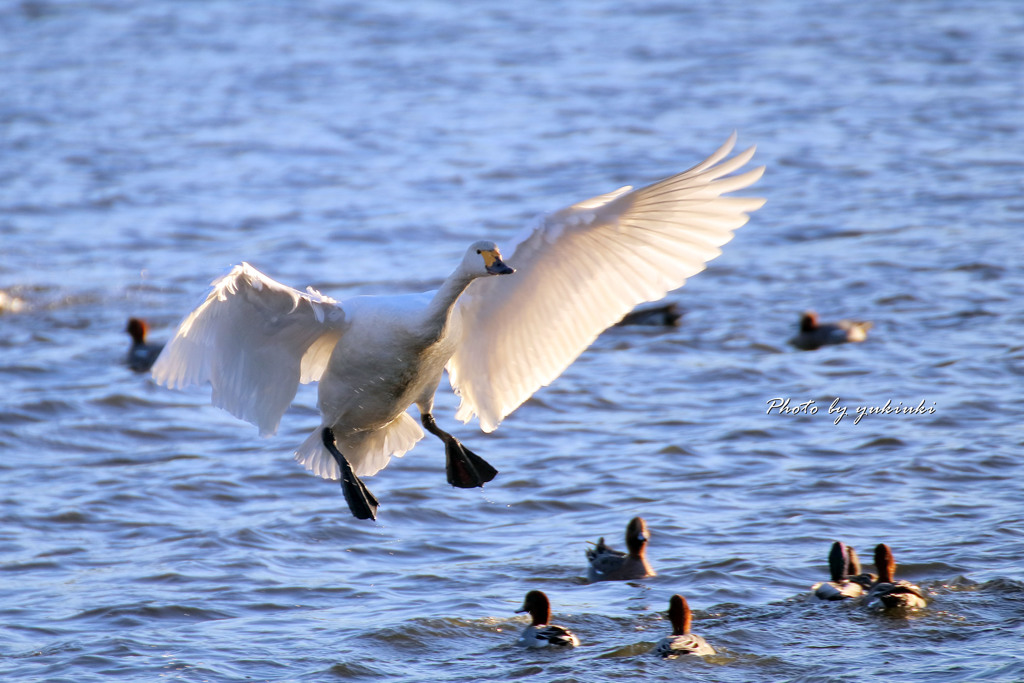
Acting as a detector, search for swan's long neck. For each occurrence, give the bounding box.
[421,270,477,343]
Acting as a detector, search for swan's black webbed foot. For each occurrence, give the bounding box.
[421,413,498,488]
[444,438,499,489]
[322,427,379,521]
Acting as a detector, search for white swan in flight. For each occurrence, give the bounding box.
[151,133,765,519]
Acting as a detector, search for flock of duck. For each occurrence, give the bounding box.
[812,540,928,609]
[516,520,926,655]
[508,517,706,654]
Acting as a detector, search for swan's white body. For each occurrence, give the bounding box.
[152,134,764,482]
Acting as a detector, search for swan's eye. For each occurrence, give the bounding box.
[476,249,481,254]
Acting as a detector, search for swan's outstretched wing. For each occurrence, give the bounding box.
[448,133,765,432]
[152,263,346,436]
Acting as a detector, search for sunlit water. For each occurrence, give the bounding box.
[2,1,1023,681]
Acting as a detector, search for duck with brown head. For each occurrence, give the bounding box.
[864,543,928,610]
[515,590,580,649]
[812,541,875,601]
[125,318,165,372]
[790,311,873,350]
[586,517,656,582]
[654,594,715,657]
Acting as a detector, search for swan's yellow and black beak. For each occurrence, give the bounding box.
[481,248,515,275]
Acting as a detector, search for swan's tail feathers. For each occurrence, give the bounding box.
[293,412,425,480]
[295,429,341,480]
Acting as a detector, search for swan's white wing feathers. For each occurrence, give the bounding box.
[448,134,764,432]
[151,263,346,436]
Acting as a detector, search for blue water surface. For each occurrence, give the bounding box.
[1,1,1023,681]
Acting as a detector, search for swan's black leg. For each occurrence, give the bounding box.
[322,427,379,521]
[420,413,498,488]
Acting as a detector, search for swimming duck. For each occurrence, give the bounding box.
[515,590,580,648]
[812,541,873,600]
[125,318,165,372]
[151,135,764,520]
[789,311,873,350]
[615,302,683,327]
[586,517,656,582]
[864,543,928,610]
[654,594,715,657]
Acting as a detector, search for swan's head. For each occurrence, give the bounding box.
[464,240,515,277]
